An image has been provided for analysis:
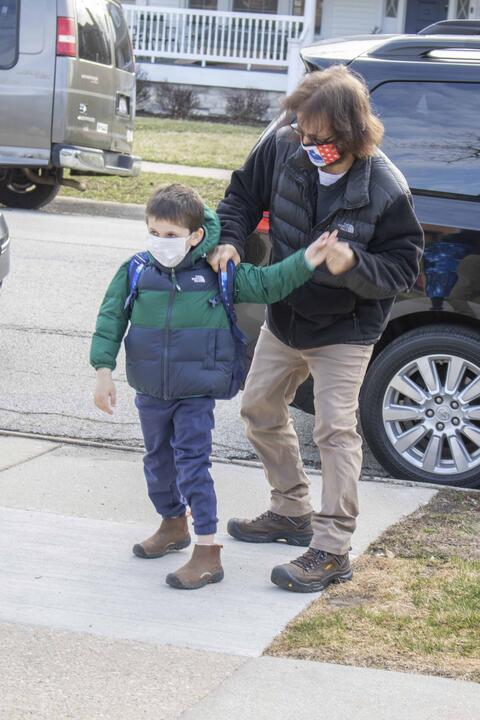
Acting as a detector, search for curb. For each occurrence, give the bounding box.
[1,428,476,492]
[45,196,146,220]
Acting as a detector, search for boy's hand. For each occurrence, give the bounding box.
[208,244,241,272]
[94,368,116,415]
[305,230,339,268]
[325,240,357,276]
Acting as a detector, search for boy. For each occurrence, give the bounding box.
[91,183,337,590]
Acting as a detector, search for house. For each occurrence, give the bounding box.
[124,0,480,117]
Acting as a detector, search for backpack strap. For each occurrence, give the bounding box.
[124,251,150,314]
[218,260,248,345]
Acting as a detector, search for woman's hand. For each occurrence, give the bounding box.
[325,241,357,275]
[94,368,116,415]
[208,244,241,272]
[305,230,339,268]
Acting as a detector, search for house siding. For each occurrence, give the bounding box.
[328,0,382,37]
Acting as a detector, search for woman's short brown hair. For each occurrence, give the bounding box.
[283,65,384,158]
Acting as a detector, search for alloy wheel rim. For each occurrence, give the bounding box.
[383,353,480,476]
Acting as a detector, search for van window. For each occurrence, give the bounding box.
[107,2,134,72]
[77,0,112,65]
[0,0,19,69]
[371,81,480,198]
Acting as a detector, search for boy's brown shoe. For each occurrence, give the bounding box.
[227,510,313,547]
[165,544,224,590]
[271,548,353,593]
[132,516,191,559]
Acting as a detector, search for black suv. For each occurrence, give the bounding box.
[238,21,480,488]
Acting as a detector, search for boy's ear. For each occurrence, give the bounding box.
[189,227,204,247]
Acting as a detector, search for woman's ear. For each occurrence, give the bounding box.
[189,227,205,247]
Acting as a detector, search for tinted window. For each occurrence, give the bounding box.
[233,0,277,12]
[77,0,112,65]
[372,82,480,198]
[0,0,19,69]
[107,2,134,72]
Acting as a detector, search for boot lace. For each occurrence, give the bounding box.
[292,548,328,572]
[253,510,285,524]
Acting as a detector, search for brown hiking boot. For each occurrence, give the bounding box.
[271,548,353,593]
[132,516,191,559]
[165,544,224,590]
[227,510,313,547]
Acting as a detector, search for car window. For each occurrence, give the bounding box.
[77,0,112,66]
[107,1,134,72]
[0,0,19,69]
[371,81,480,198]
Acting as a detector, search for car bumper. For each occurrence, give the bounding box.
[52,145,141,177]
[0,214,10,285]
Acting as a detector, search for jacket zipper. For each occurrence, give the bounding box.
[163,269,179,400]
[352,308,358,332]
[310,210,339,242]
[286,169,313,347]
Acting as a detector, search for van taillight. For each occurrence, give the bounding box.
[57,17,76,57]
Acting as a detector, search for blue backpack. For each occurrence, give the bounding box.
[124,254,248,399]
[217,259,249,399]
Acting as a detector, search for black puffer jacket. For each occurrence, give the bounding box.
[217,126,424,349]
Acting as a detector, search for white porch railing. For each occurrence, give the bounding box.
[123,4,304,69]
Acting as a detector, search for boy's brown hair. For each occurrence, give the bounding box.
[283,65,384,158]
[146,183,205,231]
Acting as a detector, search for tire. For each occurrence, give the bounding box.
[0,170,60,210]
[292,376,314,415]
[360,324,480,488]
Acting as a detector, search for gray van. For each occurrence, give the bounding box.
[0,0,139,209]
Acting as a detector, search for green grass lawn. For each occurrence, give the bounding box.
[133,116,264,170]
[60,172,228,209]
[267,490,480,683]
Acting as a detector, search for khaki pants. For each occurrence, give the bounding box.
[241,323,373,555]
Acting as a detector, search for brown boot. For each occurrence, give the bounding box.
[132,516,191,559]
[271,548,353,593]
[165,544,224,590]
[227,510,313,547]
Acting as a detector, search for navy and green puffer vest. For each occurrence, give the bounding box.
[125,259,235,400]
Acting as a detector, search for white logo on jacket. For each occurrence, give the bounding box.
[337,222,355,234]
[192,275,206,284]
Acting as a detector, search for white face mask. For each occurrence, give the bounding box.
[146,233,191,268]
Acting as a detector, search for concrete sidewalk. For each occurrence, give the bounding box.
[141,160,232,181]
[1,435,478,719]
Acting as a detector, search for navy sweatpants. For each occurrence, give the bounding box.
[135,394,218,535]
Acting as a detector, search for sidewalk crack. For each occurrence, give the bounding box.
[176,657,252,720]
[0,442,60,474]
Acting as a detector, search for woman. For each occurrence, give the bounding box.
[210,65,424,593]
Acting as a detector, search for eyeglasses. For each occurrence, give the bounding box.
[290,121,336,147]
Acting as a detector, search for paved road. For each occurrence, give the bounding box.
[0,207,385,474]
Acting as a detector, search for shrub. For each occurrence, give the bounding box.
[155,82,201,119]
[135,65,151,108]
[225,88,269,124]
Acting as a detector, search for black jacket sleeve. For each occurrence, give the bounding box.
[216,131,277,260]
[342,193,424,300]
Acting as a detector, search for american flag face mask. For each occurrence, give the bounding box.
[302,142,341,168]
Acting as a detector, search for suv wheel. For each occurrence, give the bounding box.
[0,170,60,210]
[360,325,480,488]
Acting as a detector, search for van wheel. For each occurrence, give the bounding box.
[0,170,60,209]
[360,325,480,488]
